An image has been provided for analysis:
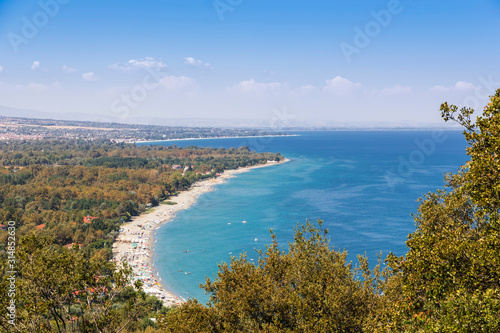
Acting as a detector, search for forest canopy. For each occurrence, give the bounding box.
[0,140,283,331]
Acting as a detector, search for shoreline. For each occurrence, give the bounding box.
[112,158,290,307]
[134,134,298,144]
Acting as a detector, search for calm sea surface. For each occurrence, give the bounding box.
[138,131,468,302]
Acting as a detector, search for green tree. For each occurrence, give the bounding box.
[442,89,500,213]
[377,89,500,332]
[0,235,147,332]
[160,220,379,332]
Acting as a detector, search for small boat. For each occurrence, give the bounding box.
[254,238,258,242]
[242,221,247,224]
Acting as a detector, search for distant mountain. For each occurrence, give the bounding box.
[0,105,112,123]
[0,105,289,129]
[0,104,53,119]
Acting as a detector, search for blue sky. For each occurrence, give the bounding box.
[0,0,499,126]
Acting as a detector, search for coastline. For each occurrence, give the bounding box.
[112,158,290,307]
[134,134,298,144]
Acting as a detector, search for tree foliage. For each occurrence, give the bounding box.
[0,141,281,272]
[159,220,381,332]
[0,141,282,332]
[377,89,500,331]
[0,234,153,332]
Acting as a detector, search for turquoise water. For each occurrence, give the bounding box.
[139,131,468,302]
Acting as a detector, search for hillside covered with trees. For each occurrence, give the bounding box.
[0,141,282,332]
[0,140,283,250]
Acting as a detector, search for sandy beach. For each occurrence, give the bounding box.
[112,159,289,307]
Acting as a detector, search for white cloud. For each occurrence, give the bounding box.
[299,85,316,94]
[233,79,287,94]
[323,76,361,94]
[0,81,61,92]
[25,81,61,91]
[429,85,448,93]
[82,72,99,81]
[62,65,78,73]
[0,65,3,73]
[184,57,213,70]
[108,63,122,71]
[381,85,412,95]
[262,69,277,76]
[430,81,477,92]
[454,81,476,90]
[109,57,167,72]
[159,75,196,90]
[31,61,47,72]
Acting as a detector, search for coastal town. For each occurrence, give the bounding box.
[0,115,285,142]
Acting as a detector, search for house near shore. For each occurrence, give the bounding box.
[64,243,83,249]
[0,224,6,231]
[73,286,108,298]
[83,215,98,224]
[35,224,45,230]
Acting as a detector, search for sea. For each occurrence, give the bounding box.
[137,130,468,302]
